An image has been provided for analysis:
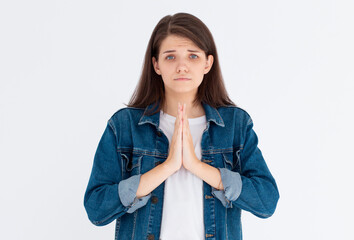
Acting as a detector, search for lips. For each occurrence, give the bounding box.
[174,78,191,81]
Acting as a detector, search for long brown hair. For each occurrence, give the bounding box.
[125,12,237,115]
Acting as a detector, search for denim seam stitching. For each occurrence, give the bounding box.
[115,217,121,240]
[225,207,228,240]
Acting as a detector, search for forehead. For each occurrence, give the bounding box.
[159,35,199,51]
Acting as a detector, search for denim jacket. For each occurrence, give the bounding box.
[84,101,279,240]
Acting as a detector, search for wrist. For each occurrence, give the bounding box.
[162,158,178,174]
[188,156,202,173]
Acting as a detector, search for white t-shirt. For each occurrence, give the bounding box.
[158,110,207,240]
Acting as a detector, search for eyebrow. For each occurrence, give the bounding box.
[162,49,201,54]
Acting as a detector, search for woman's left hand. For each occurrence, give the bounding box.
[181,103,200,171]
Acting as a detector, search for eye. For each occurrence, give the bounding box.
[190,54,198,59]
[166,55,175,60]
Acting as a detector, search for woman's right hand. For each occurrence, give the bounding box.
[164,102,183,172]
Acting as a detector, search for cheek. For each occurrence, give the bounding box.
[193,63,207,75]
[191,60,205,69]
[160,63,176,75]
[158,65,173,81]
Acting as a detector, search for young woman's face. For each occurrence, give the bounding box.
[152,35,213,97]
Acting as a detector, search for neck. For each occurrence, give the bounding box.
[162,92,205,119]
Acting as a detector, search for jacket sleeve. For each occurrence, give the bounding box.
[83,118,150,226]
[211,116,279,218]
[211,168,242,208]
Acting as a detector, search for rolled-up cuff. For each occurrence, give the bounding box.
[118,174,151,213]
[211,168,242,208]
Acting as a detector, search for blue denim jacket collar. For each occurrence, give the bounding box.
[138,100,225,128]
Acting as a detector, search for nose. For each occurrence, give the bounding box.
[176,59,189,73]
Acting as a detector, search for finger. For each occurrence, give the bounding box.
[179,103,183,134]
[180,104,184,140]
[175,102,180,128]
[177,102,180,118]
[174,103,182,142]
[179,103,183,128]
[183,103,187,129]
[184,103,187,120]
[184,105,191,139]
[177,102,180,123]
[184,103,187,121]
[179,113,183,134]
[180,103,183,128]
[185,110,189,129]
[181,102,184,116]
[181,103,184,126]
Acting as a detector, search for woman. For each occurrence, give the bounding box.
[84,12,279,240]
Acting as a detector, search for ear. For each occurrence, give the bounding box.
[152,57,161,75]
[204,55,214,74]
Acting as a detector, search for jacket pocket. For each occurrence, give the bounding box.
[221,147,241,172]
[120,152,142,176]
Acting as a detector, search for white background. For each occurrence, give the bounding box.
[1,0,353,239]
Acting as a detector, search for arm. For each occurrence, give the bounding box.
[231,117,279,218]
[84,119,154,226]
[84,119,177,226]
[189,159,242,209]
[135,160,176,198]
[189,160,224,190]
[83,119,127,226]
[191,117,279,218]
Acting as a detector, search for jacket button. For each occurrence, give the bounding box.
[151,196,158,204]
[156,131,162,137]
[147,234,155,240]
[205,195,214,199]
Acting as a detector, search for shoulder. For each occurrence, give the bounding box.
[106,106,145,132]
[110,106,145,119]
[217,105,253,125]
